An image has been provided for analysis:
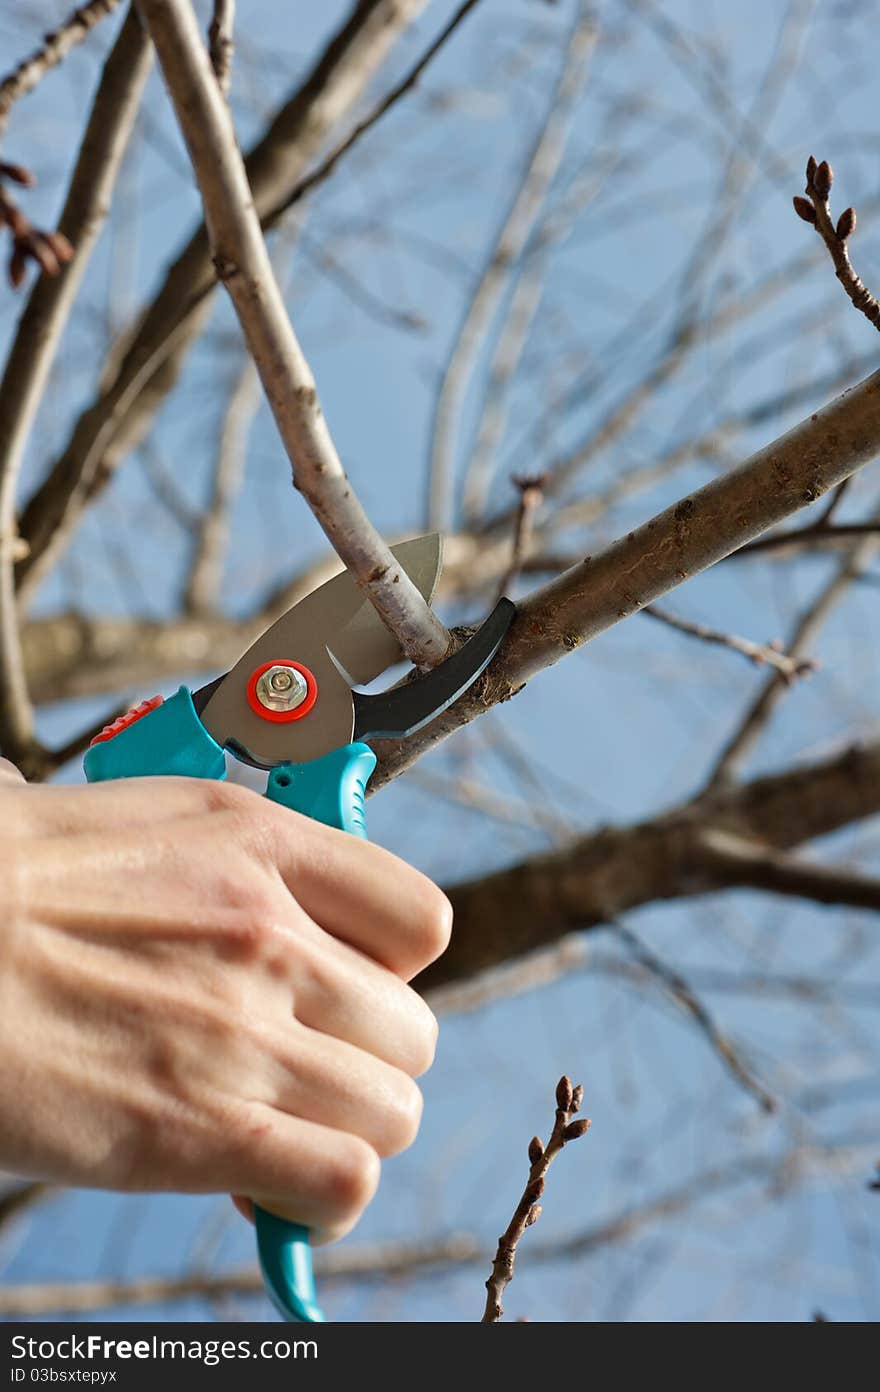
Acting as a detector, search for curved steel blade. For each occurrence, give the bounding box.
[352,598,515,741]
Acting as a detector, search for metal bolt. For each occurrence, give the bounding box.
[255,664,309,713]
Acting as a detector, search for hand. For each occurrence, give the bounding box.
[0,762,450,1242]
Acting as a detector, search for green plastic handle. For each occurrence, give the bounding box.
[254,742,377,1323]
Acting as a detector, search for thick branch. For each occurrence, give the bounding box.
[137,0,449,667]
[417,737,880,992]
[373,367,880,785]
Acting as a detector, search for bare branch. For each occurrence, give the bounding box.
[610,920,776,1111]
[427,1,598,530]
[183,357,260,614]
[0,8,151,772]
[643,604,817,683]
[373,368,880,787]
[706,507,880,788]
[16,0,430,604]
[482,1076,591,1322]
[136,0,450,667]
[267,0,485,226]
[417,736,880,993]
[0,0,122,136]
[208,0,235,96]
[795,157,880,332]
[497,474,546,602]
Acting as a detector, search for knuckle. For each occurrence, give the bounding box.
[410,1001,439,1076]
[322,1136,381,1224]
[413,881,453,963]
[382,1075,423,1156]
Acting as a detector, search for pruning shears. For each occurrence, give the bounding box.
[82,533,515,1323]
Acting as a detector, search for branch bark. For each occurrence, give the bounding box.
[373,367,880,785]
[0,0,122,137]
[136,0,449,667]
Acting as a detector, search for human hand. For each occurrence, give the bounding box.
[0,764,450,1242]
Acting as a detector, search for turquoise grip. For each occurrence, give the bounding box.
[255,743,377,1322]
[84,687,226,783]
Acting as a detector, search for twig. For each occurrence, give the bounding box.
[497,474,546,601]
[0,167,73,288]
[706,505,880,788]
[260,0,484,229]
[0,0,121,136]
[427,0,598,530]
[794,156,880,332]
[136,0,450,668]
[643,604,817,684]
[208,0,235,96]
[610,920,776,1112]
[482,1075,591,1322]
[733,521,880,558]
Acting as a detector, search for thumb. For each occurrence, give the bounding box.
[0,755,24,784]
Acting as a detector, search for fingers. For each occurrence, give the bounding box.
[0,756,24,784]
[269,1019,424,1160]
[269,814,452,980]
[222,1104,381,1244]
[292,931,438,1077]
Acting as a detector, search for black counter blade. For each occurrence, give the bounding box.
[352,598,515,742]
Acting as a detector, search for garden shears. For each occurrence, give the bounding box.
[82,533,515,1323]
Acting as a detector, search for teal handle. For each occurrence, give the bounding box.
[255,742,376,1323]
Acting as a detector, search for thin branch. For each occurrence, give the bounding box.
[794,157,880,332]
[0,0,122,136]
[183,356,260,614]
[0,1142,869,1315]
[16,0,430,604]
[610,920,776,1112]
[482,1076,591,1322]
[643,603,817,683]
[136,0,450,667]
[427,1,598,530]
[266,0,484,227]
[497,473,546,601]
[706,505,880,788]
[733,520,880,558]
[0,9,151,774]
[208,0,235,96]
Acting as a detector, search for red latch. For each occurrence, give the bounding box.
[89,695,164,747]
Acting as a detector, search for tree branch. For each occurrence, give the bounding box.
[373,367,880,786]
[16,0,430,604]
[207,0,235,96]
[427,0,598,530]
[482,1075,590,1322]
[794,156,880,332]
[417,736,880,993]
[136,0,450,667]
[643,603,817,683]
[0,0,122,137]
[0,6,151,774]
